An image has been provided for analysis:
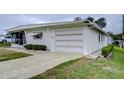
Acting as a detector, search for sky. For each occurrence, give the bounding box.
[0,14,123,35]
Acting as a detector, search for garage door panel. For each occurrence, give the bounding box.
[55,47,82,53]
[55,41,82,47]
[55,30,82,35]
[55,34,82,40]
[54,28,83,53]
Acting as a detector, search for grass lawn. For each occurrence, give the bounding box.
[32,47,124,79]
[0,49,31,62]
[0,42,11,47]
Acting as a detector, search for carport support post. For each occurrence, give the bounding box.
[46,27,50,51]
[47,27,55,52]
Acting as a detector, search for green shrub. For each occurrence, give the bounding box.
[38,45,47,50]
[102,44,114,57]
[24,44,47,51]
[24,44,33,50]
[32,45,39,50]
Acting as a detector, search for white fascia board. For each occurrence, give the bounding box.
[6,20,86,32]
[6,20,108,35]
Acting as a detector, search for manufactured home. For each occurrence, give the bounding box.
[6,20,108,56]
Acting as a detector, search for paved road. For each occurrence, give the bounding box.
[0,48,82,79]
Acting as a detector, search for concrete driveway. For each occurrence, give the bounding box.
[0,48,82,79]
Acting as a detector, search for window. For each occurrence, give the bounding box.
[98,33,105,43]
[101,35,105,42]
[5,36,11,38]
[33,33,43,39]
[98,33,101,42]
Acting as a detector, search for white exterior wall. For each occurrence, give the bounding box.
[23,26,107,57]
[82,26,90,55]
[49,29,55,52]
[107,36,113,45]
[87,28,107,56]
[24,27,84,53]
[25,28,51,50]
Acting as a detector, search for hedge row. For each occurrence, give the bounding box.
[102,44,114,57]
[24,44,47,51]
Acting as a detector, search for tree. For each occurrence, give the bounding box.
[74,17,82,21]
[95,18,107,28]
[111,33,123,40]
[74,16,107,29]
[86,17,94,22]
[107,31,113,36]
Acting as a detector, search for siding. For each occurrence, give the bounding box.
[88,28,107,55]
[25,28,51,50]
[23,26,107,56]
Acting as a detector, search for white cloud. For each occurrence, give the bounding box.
[0,14,122,34]
[18,15,49,24]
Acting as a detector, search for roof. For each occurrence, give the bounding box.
[6,20,108,35]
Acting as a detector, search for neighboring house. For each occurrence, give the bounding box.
[6,20,108,57]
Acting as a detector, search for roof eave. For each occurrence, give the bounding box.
[6,20,87,32]
[6,20,108,35]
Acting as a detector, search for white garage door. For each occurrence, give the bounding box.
[55,29,83,53]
